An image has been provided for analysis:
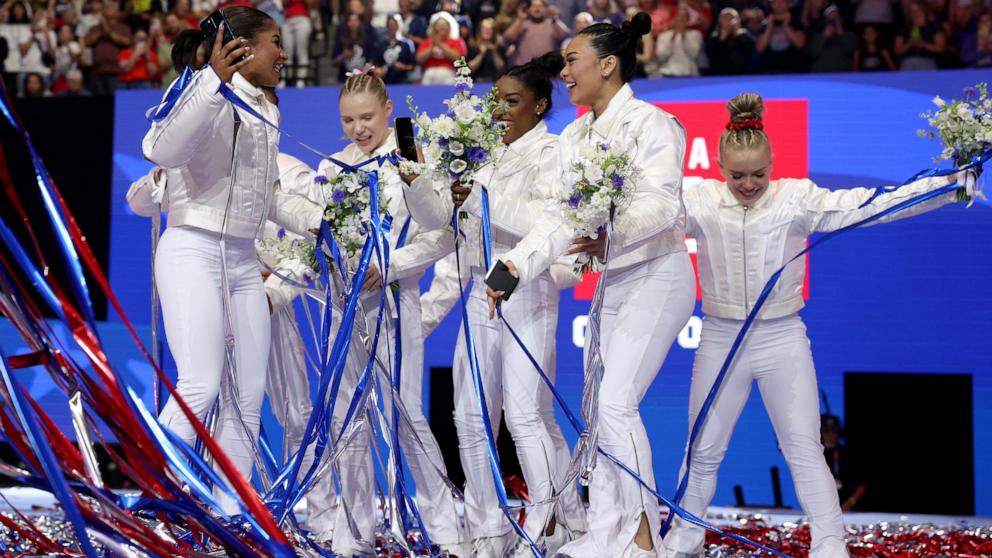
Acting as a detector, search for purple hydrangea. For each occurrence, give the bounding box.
[446,110,456,119]
[600,143,609,150]
[467,146,488,164]
[596,224,606,235]
[277,228,286,239]
[332,188,346,203]
[964,86,977,98]
[454,82,470,95]
[611,174,624,189]
[568,193,582,208]
[438,137,450,147]
[314,175,329,185]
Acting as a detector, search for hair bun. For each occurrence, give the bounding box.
[726,92,765,124]
[532,51,565,76]
[625,11,652,38]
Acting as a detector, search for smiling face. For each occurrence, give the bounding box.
[340,91,393,154]
[719,144,773,205]
[239,20,288,88]
[561,34,614,108]
[494,76,544,145]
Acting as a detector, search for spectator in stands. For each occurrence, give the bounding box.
[52,23,81,92]
[561,10,592,49]
[741,6,766,36]
[377,12,416,83]
[655,3,703,75]
[638,0,674,37]
[151,13,185,87]
[802,0,829,34]
[975,12,992,67]
[400,0,429,44]
[415,12,467,83]
[545,0,585,29]
[17,11,56,95]
[682,0,713,32]
[502,0,569,66]
[807,4,857,71]
[755,0,808,72]
[83,0,131,95]
[821,414,868,512]
[949,0,981,67]
[118,27,158,88]
[333,11,379,82]
[283,0,317,86]
[58,66,91,94]
[462,0,500,29]
[852,0,897,40]
[21,69,49,96]
[587,0,624,25]
[373,0,400,28]
[853,23,896,68]
[0,0,31,92]
[893,0,945,69]
[493,0,519,34]
[705,7,756,73]
[466,16,505,80]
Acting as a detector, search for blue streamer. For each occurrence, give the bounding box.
[661,159,987,537]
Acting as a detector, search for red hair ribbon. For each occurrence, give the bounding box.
[726,119,764,131]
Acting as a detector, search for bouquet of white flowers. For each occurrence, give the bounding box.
[314,169,389,264]
[559,142,642,272]
[400,58,507,184]
[919,83,992,165]
[256,228,320,281]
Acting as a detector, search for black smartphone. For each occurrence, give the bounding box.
[200,10,238,51]
[485,260,520,301]
[394,117,418,162]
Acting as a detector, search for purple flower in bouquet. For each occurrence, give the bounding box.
[611,175,624,189]
[314,175,329,185]
[596,224,606,235]
[332,189,346,203]
[568,192,582,208]
[439,137,450,148]
[454,82,470,95]
[467,146,488,164]
[964,86,977,98]
[277,228,286,239]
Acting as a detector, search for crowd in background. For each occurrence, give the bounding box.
[1,0,990,97]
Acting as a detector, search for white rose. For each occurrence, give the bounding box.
[450,159,468,174]
[586,166,604,183]
[455,103,477,125]
[435,115,457,137]
[449,140,465,156]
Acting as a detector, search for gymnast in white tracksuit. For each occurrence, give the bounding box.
[486,14,693,558]
[140,7,323,514]
[662,93,979,558]
[300,70,465,557]
[402,53,588,558]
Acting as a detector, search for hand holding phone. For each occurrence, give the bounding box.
[485,260,519,302]
[394,117,418,161]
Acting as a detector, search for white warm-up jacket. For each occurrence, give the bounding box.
[682,176,960,320]
[142,69,321,238]
[499,84,688,285]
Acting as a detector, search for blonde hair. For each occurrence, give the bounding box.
[719,92,770,154]
[339,71,389,105]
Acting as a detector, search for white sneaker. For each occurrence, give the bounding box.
[471,535,510,558]
[440,541,473,558]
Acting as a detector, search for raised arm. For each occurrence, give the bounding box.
[802,172,969,233]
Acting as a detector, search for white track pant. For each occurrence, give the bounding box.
[155,226,270,514]
[559,251,696,558]
[452,269,588,542]
[663,315,849,558]
[281,15,312,82]
[376,278,465,545]
[265,305,336,535]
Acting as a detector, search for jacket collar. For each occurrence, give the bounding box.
[231,72,265,103]
[344,130,398,164]
[495,120,550,178]
[589,84,635,140]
